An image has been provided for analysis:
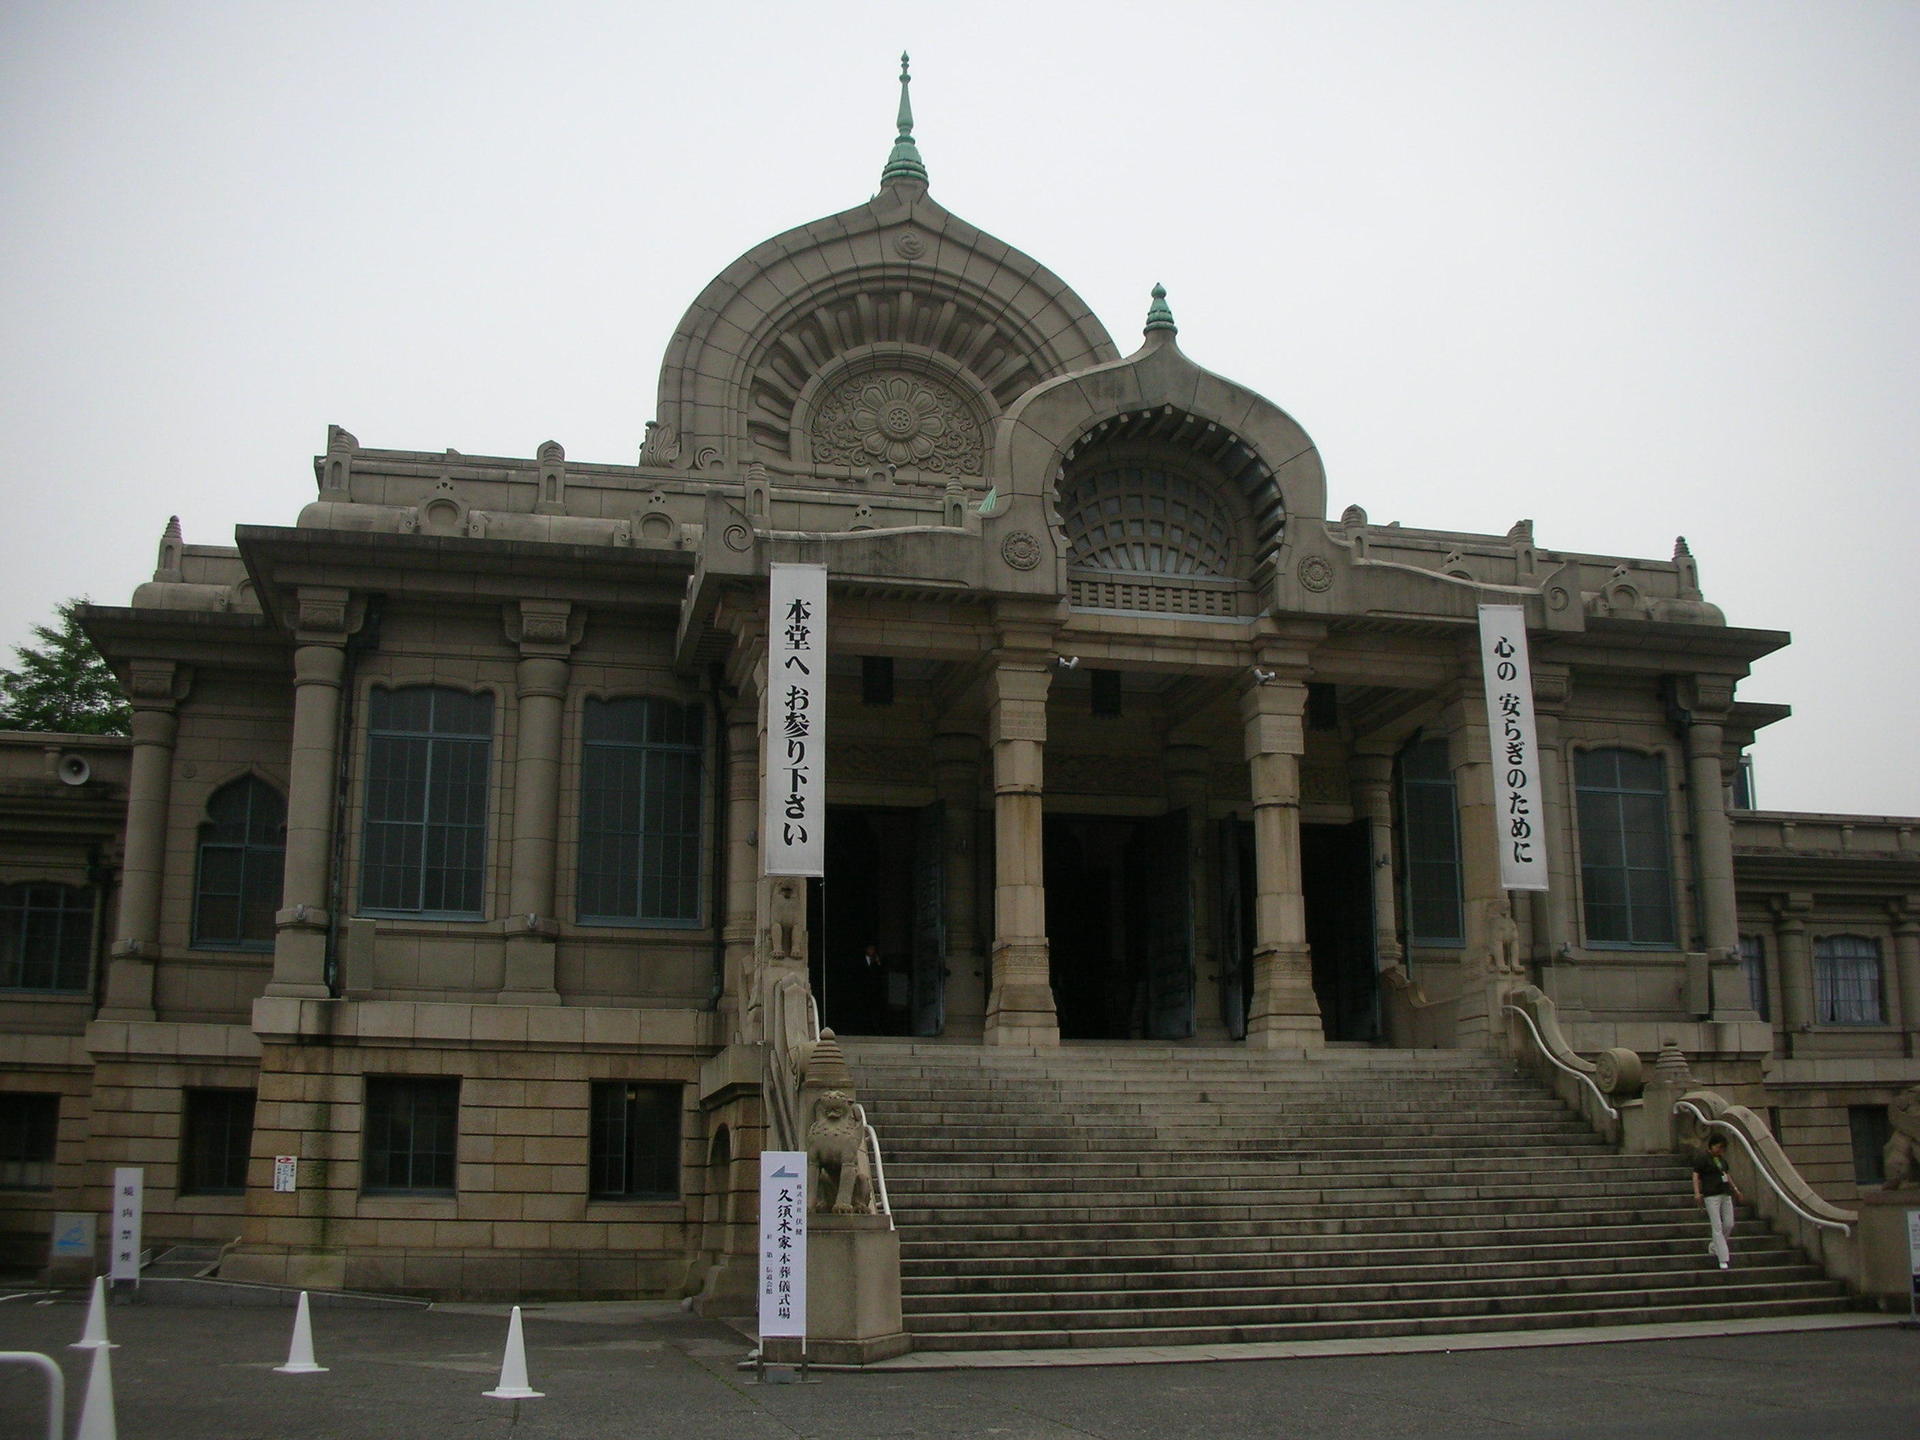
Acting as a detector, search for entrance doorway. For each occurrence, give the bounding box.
[1302,821,1378,1041]
[1043,813,1194,1041]
[1217,819,1380,1042]
[809,805,944,1037]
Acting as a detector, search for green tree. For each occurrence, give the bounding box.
[0,598,131,735]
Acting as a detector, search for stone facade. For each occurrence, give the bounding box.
[2,67,1916,1299]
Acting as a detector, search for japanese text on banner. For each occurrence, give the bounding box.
[1477,605,1549,892]
[764,565,827,877]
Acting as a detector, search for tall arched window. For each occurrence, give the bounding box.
[360,687,493,918]
[192,776,286,950]
[577,696,705,925]
[1574,748,1676,947]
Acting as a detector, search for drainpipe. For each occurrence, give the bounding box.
[705,663,732,1010]
[323,596,382,996]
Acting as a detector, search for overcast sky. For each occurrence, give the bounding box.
[2,1,1915,815]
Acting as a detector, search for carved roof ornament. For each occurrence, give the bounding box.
[1144,282,1177,337]
[880,52,928,187]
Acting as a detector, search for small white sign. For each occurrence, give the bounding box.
[758,1150,809,1340]
[51,1212,95,1258]
[764,563,827,878]
[1477,604,1550,892]
[1906,1208,1920,1310]
[274,1155,299,1193]
[110,1167,144,1282]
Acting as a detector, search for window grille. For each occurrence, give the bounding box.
[193,777,285,949]
[360,688,492,918]
[1574,749,1676,947]
[578,697,704,925]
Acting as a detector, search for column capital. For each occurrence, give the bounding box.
[504,598,581,658]
[1771,891,1815,925]
[1669,673,1737,721]
[1530,662,1572,711]
[293,586,363,644]
[1888,896,1920,933]
[125,659,190,711]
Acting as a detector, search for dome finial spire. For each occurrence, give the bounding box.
[881,51,929,187]
[1144,282,1178,336]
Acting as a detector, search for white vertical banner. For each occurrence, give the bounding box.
[765,563,827,877]
[109,1166,144,1282]
[758,1150,809,1339]
[1477,604,1550,892]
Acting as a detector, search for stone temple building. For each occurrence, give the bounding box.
[3,63,1917,1338]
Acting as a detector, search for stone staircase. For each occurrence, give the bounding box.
[846,1040,1855,1352]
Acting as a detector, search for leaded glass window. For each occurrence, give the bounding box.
[1815,934,1884,1025]
[360,688,492,918]
[193,776,285,950]
[1575,748,1676,947]
[577,697,704,925]
[0,884,94,992]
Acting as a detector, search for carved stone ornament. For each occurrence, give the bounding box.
[1885,1084,1920,1188]
[1000,530,1043,571]
[811,370,984,475]
[639,420,682,466]
[298,596,349,634]
[1297,555,1334,592]
[722,523,752,552]
[893,229,926,259]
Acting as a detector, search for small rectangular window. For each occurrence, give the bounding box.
[362,1076,459,1195]
[0,884,94,992]
[181,1088,256,1195]
[589,1082,681,1200]
[0,1093,59,1190]
[1815,935,1884,1025]
[1849,1105,1891,1186]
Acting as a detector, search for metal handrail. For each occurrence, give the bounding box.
[0,1352,65,1440]
[1672,1099,1854,1237]
[1502,1002,1619,1121]
[852,1103,896,1229]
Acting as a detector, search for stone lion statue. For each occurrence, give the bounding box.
[1885,1084,1920,1189]
[806,1087,874,1215]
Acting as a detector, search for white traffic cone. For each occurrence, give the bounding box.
[273,1290,329,1374]
[482,1305,543,1399]
[72,1274,116,1350]
[75,1339,118,1440]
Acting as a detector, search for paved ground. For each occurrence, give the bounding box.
[1,1288,1916,1440]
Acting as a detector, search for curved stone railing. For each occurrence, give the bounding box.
[1673,1090,1859,1289]
[1503,986,1619,1137]
[1673,1092,1855,1236]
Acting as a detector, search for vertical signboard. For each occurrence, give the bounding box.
[274,1154,299,1193]
[759,1150,809,1340]
[1907,1208,1920,1319]
[110,1166,144,1283]
[765,563,827,877]
[1476,604,1549,892]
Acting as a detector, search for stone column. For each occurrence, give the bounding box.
[500,600,575,1004]
[1529,665,1576,969]
[1445,680,1506,1048]
[984,652,1058,1047]
[1888,899,1920,1050]
[100,661,187,1019]
[934,732,986,1038]
[267,590,354,999]
[1676,677,1740,973]
[1349,748,1402,979]
[1773,893,1815,1049]
[1241,673,1321,1049]
[1166,744,1218,1040]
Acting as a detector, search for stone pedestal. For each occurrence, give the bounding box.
[762,1213,911,1365]
[1856,1189,1920,1307]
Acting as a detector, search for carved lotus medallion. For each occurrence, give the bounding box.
[810,370,984,475]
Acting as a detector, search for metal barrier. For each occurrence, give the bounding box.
[0,1352,65,1440]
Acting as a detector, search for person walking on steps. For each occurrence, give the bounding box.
[1692,1134,1745,1269]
